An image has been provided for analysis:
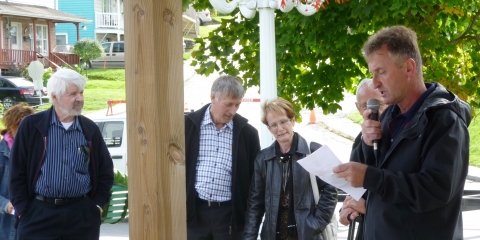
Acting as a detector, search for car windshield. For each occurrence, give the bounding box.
[7,78,34,88]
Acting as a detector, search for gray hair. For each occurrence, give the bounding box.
[211,75,244,100]
[362,25,423,78]
[356,78,373,102]
[47,68,87,103]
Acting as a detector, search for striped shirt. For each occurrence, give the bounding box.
[35,110,91,198]
[195,105,233,202]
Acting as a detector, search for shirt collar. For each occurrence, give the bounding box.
[202,105,233,129]
[390,83,435,120]
[50,109,82,132]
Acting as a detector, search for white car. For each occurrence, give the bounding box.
[86,111,128,174]
[197,9,212,25]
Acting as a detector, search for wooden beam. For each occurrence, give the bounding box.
[75,22,80,41]
[124,0,185,239]
[47,20,52,60]
[32,19,37,55]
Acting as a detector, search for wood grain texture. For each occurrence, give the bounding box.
[124,0,185,239]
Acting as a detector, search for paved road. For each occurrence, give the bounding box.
[100,69,480,239]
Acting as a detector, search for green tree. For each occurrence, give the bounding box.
[73,39,104,78]
[188,0,480,117]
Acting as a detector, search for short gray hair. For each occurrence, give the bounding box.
[47,69,87,103]
[362,26,423,78]
[356,78,373,101]
[211,75,244,100]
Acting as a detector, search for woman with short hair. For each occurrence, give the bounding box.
[0,102,35,240]
[244,97,337,240]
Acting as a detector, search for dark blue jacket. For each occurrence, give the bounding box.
[9,107,114,223]
[0,139,15,239]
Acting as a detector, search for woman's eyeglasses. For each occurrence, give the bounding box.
[267,119,291,130]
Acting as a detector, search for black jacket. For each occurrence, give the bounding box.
[9,107,114,221]
[185,104,260,230]
[244,135,338,239]
[354,83,471,240]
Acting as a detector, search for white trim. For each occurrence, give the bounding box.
[0,10,91,23]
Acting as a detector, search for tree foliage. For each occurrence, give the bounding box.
[188,0,480,116]
[73,38,104,78]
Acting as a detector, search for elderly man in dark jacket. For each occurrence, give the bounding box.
[185,75,260,239]
[334,26,471,240]
[9,69,113,240]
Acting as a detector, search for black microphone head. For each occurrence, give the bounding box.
[367,98,380,112]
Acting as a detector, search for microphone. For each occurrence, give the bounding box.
[367,98,380,151]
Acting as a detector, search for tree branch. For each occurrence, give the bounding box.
[448,10,480,45]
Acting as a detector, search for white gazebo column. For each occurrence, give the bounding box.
[258,0,277,148]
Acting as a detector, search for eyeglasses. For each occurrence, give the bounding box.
[267,119,291,130]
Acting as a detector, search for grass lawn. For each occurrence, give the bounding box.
[469,118,480,167]
[0,68,125,129]
[83,69,126,112]
[347,112,480,167]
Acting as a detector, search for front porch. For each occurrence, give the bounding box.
[0,49,80,72]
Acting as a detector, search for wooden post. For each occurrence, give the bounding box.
[75,22,80,41]
[124,0,185,239]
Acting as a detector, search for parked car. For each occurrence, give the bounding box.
[91,41,125,69]
[0,76,49,110]
[87,111,128,174]
[197,9,212,25]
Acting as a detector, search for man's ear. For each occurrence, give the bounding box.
[355,102,361,113]
[405,58,416,79]
[210,93,215,103]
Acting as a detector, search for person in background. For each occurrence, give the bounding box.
[9,69,114,240]
[0,103,35,240]
[185,75,261,240]
[244,97,337,240]
[333,25,471,239]
[339,78,387,227]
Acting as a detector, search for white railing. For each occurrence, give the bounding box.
[96,12,124,29]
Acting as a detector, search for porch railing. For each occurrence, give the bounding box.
[0,49,80,70]
[0,49,37,66]
[96,12,124,29]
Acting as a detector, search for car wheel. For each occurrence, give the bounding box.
[2,97,14,110]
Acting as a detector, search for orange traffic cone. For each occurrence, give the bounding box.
[309,109,316,124]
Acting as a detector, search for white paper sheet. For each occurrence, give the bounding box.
[298,145,366,201]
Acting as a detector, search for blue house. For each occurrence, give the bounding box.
[56,0,124,45]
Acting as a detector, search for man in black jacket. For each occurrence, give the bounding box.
[9,69,113,239]
[185,75,260,239]
[334,26,471,239]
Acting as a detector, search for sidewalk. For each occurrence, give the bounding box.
[311,92,480,181]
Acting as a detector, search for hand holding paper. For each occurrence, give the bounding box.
[297,145,366,201]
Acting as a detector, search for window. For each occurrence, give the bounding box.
[99,121,124,147]
[56,34,67,45]
[29,25,48,55]
[112,42,124,53]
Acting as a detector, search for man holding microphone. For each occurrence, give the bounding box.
[333,26,471,239]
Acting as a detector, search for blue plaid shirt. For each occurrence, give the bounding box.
[195,105,233,202]
[35,110,91,198]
